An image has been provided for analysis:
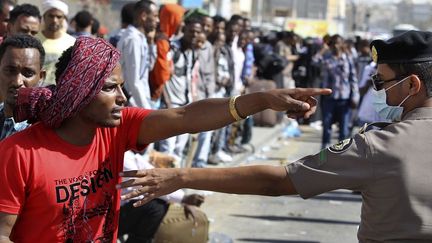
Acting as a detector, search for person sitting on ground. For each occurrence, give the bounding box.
[119,150,204,243]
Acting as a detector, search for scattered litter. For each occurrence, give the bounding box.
[208,232,234,243]
[329,200,343,205]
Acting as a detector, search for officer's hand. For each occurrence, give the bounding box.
[118,168,181,207]
[264,88,331,119]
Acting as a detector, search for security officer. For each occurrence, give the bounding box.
[119,30,432,242]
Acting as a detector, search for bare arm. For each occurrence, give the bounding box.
[0,213,17,243]
[138,88,332,145]
[118,165,297,207]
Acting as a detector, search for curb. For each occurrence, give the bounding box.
[231,124,284,166]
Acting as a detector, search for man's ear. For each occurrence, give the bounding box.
[409,75,422,96]
[6,22,11,35]
[39,69,47,84]
[139,11,147,24]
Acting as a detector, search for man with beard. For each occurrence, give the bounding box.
[37,0,75,86]
[0,36,330,242]
[7,4,41,37]
[0,34,45,140]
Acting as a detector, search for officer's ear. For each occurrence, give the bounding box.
[408,75,422,96]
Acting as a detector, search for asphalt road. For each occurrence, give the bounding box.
[200,125,362,243]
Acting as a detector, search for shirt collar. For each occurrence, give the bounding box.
[403,107,432,120]
[127,25,144,35]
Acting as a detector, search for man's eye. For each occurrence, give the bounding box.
[102,85,116,92]
[23,70,35,78]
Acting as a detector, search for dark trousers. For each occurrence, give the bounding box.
[118,199,169,243]
[241,116,254,144]
[321,97,351,148]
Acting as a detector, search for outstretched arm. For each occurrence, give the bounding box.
[137,88,331,145]
[118,165,297,207]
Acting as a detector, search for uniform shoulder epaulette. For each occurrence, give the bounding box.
[358,122,393,134]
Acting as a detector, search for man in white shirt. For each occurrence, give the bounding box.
[37,0,75,86]
[117,0,158,109]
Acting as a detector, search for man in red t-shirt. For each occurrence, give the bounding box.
[0,35,331,242]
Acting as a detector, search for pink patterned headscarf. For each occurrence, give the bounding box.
[14,36,121,128]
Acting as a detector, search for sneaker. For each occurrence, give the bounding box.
[215,150,233,162]
[208,154,222,165]
[225,144,247,154]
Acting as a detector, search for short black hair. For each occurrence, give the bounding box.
[134,0,155,20]
[212,15,226,25]
[121,2,135,25]
[329,34,343,46]
[9,4,41,23]
[229,14,243,24]
[91,17,100,35]
[74,10,92,29]
[0,34,45,67]
[388,62,432,97]
[184,16,201,27]
[0,0,15,14]
[55,45,73,82]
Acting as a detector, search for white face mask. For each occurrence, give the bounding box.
[372,76,411,121]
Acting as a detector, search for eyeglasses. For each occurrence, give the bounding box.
[370,74,409,91]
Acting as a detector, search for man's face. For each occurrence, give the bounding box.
[0,3,12,37]
[243,19,251,30]
[194,33,206,49]
[183,22,202,46]
[79,64,127,127]
[226,23,239,43]
[330,36,343,53]
[235,19,244,32]
[0,47,44,106]
[8,15,40,36]
[202,16,213,37]
[143,4,159,33]
[43,8,65,33]
[214,33,226,48]
[214,21,225,36]
[376,63,408,106]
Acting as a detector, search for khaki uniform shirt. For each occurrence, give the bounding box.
[286,107,432,242]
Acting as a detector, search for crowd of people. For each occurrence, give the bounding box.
[1,0,432,243]
[0,0,329,242]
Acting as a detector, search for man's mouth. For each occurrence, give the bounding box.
[111,107,124,119]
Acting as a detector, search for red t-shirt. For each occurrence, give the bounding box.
[0,107,151,242]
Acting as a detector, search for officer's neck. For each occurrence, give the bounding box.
[402,97,432,118]
[420,98,432,108]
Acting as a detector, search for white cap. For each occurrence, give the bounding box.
[42,0,69,16]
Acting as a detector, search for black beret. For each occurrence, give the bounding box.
[370,30,432,64]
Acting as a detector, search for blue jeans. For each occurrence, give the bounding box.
[192,131,213,168]
[321,97,351,148]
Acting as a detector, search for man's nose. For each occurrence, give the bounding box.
[116,86,127,104]
[10,74,24,88]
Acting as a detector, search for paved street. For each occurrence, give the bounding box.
[200,125,362,243]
